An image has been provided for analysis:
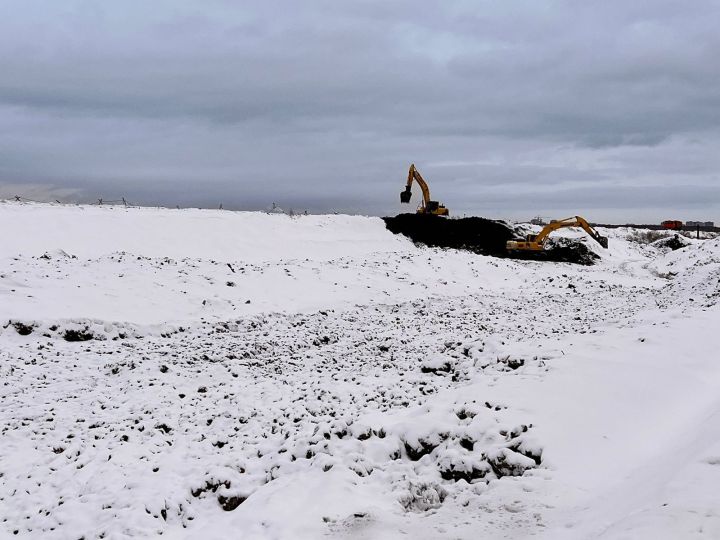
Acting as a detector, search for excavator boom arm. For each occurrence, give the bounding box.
[403,163,432,207]
[533,217,575,244]
[575,216,608,248]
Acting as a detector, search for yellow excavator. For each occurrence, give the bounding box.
[506,216,609,251]
[400,163,449,216]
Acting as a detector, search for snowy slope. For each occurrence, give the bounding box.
[1,202,408,262]
[1,202,537,324]
[1,202,719,540]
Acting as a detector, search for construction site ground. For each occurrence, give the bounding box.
[1,202,719,540]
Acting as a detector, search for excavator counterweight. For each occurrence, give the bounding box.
[400,163,449,216]
[507,216,608,251]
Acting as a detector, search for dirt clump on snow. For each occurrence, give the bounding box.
[63,328,95,342]
[383,214,598,265]
[10,321,35,335]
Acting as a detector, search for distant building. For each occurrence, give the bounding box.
[686,221,715,228]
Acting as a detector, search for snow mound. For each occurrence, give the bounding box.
[651,237,720,308]
[651,234,692,252]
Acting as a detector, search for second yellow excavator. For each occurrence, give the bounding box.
[400,163,449,216]
[506,216,609,251]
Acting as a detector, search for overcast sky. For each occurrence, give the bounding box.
[1,0,719,222]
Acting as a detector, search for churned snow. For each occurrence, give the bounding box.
[1,202,719,540]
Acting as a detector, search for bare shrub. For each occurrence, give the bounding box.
[399,482,447,512]
[626,230,668,244]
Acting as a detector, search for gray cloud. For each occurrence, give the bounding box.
[1,0,719,222]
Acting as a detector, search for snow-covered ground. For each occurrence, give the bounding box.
[1,202,719,540]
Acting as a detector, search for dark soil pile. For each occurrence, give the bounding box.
[383,214,599,265]
[383,214,515,256]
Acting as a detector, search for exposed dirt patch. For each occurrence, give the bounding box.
[11,322,34,336]
[63,328,95,342]
[217,495,246,511]
[404,438,442,461]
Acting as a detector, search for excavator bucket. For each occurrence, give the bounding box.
[598,236,609,249]
[400,187,412,203]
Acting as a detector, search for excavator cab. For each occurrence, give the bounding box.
[425,201,440,213]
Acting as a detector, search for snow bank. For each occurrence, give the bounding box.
[0,202,410,261]
[650,236,720,308]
